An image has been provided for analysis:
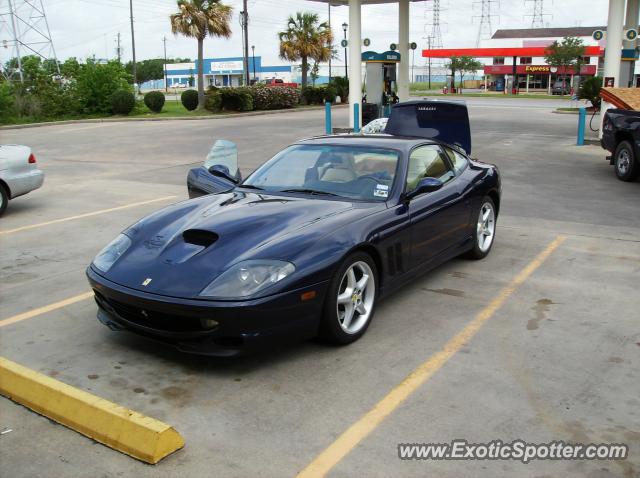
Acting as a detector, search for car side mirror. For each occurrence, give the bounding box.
[204,139,241,183]
[406,177,443,199]
[208,164,240,184]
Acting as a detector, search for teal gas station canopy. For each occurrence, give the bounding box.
[362,51,401,63]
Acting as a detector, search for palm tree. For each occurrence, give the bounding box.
[170,0,232,109]
[278,12,333,88]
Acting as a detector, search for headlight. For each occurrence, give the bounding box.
[199,260,295,298]
[92,234,132,273]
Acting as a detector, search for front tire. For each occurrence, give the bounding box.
[320,252,378,345]
[614,140,639,181]
[0,184,8,216]
[466,197,497,260]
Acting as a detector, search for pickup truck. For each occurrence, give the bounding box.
[264,78,298,88]
[601,108,640,181]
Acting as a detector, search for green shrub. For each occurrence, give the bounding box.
[13,90,42,117]
[144,91,165,113]
[330,76,349,101]
[323,86,337,103]
[111,89,135,115]
[205,92,221,112]
[302,86,332,105]
[251,86,300,110]
[579,76,602,109]
[75,59,132,114]
[0,82,15,120]
[181,89,199,110]
[219,87,254,111]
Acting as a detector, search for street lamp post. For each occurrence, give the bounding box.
[342,22,348,79]
[251,45,256,83]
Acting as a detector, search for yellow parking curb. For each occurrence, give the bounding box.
[0,357,185,464]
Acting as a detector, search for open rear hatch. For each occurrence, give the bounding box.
[384,100,472,155]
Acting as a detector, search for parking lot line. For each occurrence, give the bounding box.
[0,196,177,235]
[0,291,94,328]
[296,235,567,478]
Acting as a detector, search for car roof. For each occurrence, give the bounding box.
[296,134,439,153]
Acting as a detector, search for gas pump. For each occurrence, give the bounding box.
[361,51,401,125]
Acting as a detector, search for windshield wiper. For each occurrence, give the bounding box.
[237,184,264,190]
[280,188,340,197]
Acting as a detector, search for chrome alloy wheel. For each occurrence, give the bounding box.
[617,149,631,175]
[336,261,375,334]
[477,202,496,253]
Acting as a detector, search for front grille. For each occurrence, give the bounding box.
[96,293,215,333]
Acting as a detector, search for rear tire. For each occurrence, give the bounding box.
[466,196,497,260]
[319,252,378,345]
[614,140,639,181]
[0,184,8,216]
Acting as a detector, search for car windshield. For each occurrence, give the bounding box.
[241,144,399,201]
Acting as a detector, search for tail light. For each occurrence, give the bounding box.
[28,153,36,164]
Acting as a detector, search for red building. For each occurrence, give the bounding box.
[423,27,605,93]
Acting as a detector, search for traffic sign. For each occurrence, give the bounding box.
[390,43,397,51]
[363,38,371,47]
[341,39,348,48]
[410,42,418,50]
[592,30,604,41]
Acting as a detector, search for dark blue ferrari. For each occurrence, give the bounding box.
[87,101,501,356]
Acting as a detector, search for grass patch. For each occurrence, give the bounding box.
[409,81,446,92]
[130,99,212,118]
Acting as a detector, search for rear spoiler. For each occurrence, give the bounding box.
[384,100,472,155]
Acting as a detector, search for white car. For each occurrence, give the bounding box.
[0,145,45,215]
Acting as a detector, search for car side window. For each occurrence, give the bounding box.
[443,147,469,175]
[406,145,455,192]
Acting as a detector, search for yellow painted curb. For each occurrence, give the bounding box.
[0,357,185,464]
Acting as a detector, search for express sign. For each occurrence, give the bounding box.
[524,65,550,73]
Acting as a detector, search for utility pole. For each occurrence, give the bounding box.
[427,36,431,89]
[163,36,168,92]
[240,0,249,86]
[129,0,137,90]
[116,32,122,63]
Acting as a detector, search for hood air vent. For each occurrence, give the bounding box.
[183,229,219,248]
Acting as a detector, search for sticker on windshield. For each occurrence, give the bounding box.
[374,184,389,198]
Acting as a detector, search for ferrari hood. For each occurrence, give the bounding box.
[99,191,360,298]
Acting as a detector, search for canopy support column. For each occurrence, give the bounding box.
[398,0,410,101]
[348,0,362,129]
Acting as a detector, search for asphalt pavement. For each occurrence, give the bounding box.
[0,97,638,478]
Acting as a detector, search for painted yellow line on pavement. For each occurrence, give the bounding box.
[0,291,94,328]
[0,356,185,464]
[297,235,567,478]
[0,195,177,235]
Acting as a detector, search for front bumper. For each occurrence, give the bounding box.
[87,267,329,356]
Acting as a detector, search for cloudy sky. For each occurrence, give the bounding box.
[11,0,610,66]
